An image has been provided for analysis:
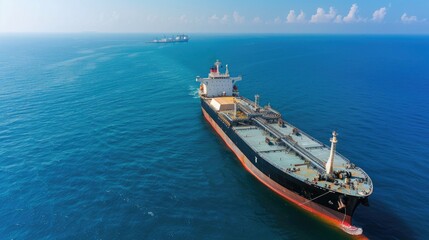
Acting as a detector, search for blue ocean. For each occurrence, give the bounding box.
[0,34,428,240]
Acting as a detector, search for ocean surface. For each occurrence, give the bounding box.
[0,34,428,240]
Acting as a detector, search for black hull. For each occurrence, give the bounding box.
[201,98,367,226]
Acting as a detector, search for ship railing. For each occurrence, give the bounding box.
[236,102,252,115]
[266,107,281,116]
[219,113,232,127]
[239,98,273,117]
[252,117,325,173]
[354,166,373,193]
[237,102,263,118]
[221,112,234,122]
[240,97,257,109]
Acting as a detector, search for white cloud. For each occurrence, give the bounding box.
[274,16,282,24]
[310,7,337,23]
[334,15,342,23]
[233,11,244,24]
[194,16,204,24]
[297,11,306,23]
[286,10,296,23]
[208,14,219,24]
[372,7,387,22]
[287,10,306,23]
[401,13,418,23]
[343,4,360,23]
[253,16,262,24]
[210,14,219,21]
[209,14,228,24]
[221,15,228,24]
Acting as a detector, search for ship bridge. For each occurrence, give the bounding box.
[196,60,242,98]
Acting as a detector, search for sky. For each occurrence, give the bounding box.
[0,0,428,34]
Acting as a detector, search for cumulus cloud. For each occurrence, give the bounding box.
[401,13,418,23]
[233,11,244,23]
[334,15,342,23]
[287,10,305,23]
[209,14,228,24]
[221,15,228,23]
[253,16,262,24]
[286,10,296,23]
[296,11,306,23]
[372,7,387,22]
[343,4,360,23]
[208,14,219,24]
[310,7,337,23]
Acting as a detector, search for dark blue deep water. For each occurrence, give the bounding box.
[0,34,428,240]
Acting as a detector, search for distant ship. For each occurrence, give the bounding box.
[196,60,373,235]
[149,34,189,43]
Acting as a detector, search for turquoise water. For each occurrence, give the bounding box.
[0,34,428,239]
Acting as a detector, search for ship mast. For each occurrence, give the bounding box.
[325,131,338,175]
[215,60,221,74]
[254,94,260,110]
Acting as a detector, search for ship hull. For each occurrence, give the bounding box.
[200,98,366,229]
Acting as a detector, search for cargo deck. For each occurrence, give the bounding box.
[204,96,373,197]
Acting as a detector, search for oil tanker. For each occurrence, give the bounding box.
[196,60,373,235]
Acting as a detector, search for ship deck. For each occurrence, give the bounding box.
[204,96,373,197]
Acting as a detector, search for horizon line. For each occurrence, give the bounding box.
[1,31,429,36]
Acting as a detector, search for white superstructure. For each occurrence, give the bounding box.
[196,60,242,98]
